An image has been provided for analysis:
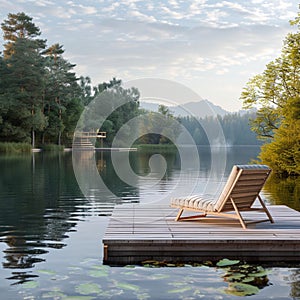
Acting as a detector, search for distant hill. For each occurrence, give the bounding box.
[140,99,229,118]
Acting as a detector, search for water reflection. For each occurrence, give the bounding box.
[131,151,178,179]
[96,151,139,202]
[0,147,299,298]
[2,235,46,270]
[0,153,88,283]
[289,269,300,299]
[264,175,300,210]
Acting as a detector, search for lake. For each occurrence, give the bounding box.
[0,147,300,299]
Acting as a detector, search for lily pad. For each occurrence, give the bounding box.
[149,274,170,280]
[166,263,176,267]
[223,273,245,282]
[41,291,65,298]
[216,258,240,267]
[90,265,110,270]
[68,266,83,271]
[63,297,96,300]
[88,270,108,278]
[21,281,39,289]
[37,269,57,275]
[116,282,140,292]
[168,286,192,293]
[136,292,151,300]
[168,281,186,287]
[88,266,109,278]
[121,271,136,276]
[242,277,255,283]
[225,282,260,296]
[75,283,102,295]
[249,270,269,277]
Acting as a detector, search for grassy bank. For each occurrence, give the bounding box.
[136,144,178,153]
[40,144,65,152]
[0,142,66,153]
[0,142,32,153]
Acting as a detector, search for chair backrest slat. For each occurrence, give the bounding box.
[214,165,271,212]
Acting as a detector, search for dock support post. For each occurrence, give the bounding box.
[103,244,108,261]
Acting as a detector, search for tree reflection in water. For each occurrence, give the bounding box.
[0,153,85,284]
[289,269,300,299]
[263,175,300,211]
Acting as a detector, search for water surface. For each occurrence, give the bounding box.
[0,147,299,299]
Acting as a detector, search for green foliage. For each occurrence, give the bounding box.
[0,142,32,153]
[80,78,140,147]
[0,37,46,145]
[264,175,300,210]
[1,12,45,59]
[42,43,80,145]
[40,144,64,152]
[259,120,300,176]
[0,13,89,147]
[78,76,94,106]
[178,112,261,146]
[135,106,181,145]
[136,144,178,153]
[241,12,300,176]
[216,258,240,267]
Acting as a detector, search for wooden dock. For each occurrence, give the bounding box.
[103,204,300,265]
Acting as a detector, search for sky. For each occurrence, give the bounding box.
[0,0,299,111]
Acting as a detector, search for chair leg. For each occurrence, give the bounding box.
[257,195,274,223]
[175,208,207,221]
[230,198,247,229]
[175,208,184,221]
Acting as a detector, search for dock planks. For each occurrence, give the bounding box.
[103,204,300,265]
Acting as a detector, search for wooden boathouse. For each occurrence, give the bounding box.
[73,130,106,149]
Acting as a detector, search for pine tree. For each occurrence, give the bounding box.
[1,12,45,59]
[0,13,47,146]
[42,43,79,145]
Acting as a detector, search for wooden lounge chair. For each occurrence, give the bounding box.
[170,165,274,229]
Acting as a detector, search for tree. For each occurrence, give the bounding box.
[62,97,84,145]
[258,98,300,176]
[241,12,300,176]
[0,37,46,145]
[1,12,45,59]
[1,13,146,148]
[42,43,79,145]
[135,105,181,145]
[79,79,140,147]
[0,13,47,146]
[78,76,94,106]
[100,80,140,146]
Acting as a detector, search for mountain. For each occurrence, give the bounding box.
[139,102,161,112]
[140,99,229,118]
[171,100,228,117]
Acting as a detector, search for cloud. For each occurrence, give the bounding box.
[0,0,22,14]
[64,21,288,84]
[53,6,76,19]
[102,2,120,13]
[0,0,299,111]
[204,9,228,25]
[78,5,97,15]
[66,2,97,15]
[160,5,186,20]
[129,10,157,23]
[36,0,55,7]
[216,68,229,75]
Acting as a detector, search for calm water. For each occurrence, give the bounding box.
[0,147,300,299]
